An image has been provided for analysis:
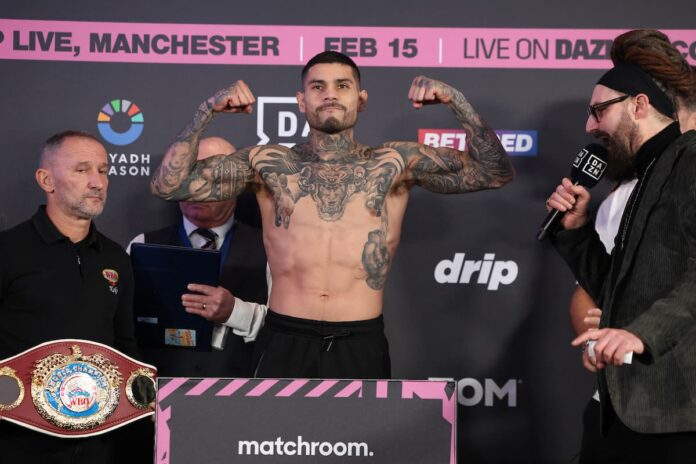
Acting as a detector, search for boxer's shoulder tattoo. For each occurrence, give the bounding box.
[379,88,513,193]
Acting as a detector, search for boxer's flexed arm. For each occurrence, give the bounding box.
[381,76,514,193]
[151,81,258,201]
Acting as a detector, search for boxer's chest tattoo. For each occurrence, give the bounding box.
[255,145,404,227]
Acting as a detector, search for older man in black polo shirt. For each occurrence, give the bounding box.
[0,130,137,463]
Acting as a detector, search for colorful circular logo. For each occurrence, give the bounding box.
[97,99,144,146]
[59,371,99,414]
[32,344,122,431]
[43,362,110,419]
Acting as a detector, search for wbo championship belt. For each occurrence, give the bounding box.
[0,339,157,438]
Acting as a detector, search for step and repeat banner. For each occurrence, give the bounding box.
[1,1,694,462]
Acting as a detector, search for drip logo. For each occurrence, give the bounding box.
[97,99,144,146]
[434,253,518,290]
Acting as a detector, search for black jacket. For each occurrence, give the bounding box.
[551,129,696,434]
[140,219,267,377]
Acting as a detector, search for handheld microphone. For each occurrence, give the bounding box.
[536,143,608,241]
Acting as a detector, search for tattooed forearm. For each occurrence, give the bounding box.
[409,146,468,192]
[381,80,513,194]
[446,88,514,190]
[177,100,215,144]
[152,82,256,201]
[182,149,255,201]
[151,99,216,199]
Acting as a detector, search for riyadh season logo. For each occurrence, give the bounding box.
[97,99,144,146]
[96,99,151,176]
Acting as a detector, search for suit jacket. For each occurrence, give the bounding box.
[140,219,267,378]
[551,129,696,434]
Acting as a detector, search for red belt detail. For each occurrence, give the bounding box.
[0,339,157,438]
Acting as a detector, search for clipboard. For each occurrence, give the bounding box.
[130,242,220,351]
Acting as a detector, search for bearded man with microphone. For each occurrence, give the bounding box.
[545,29,696,463]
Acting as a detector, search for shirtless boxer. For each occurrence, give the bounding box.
[151,51,514,378]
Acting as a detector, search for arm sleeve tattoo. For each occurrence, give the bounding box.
[384,87,514,193]
[150,99,255,201]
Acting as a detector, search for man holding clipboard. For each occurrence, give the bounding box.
[129,137,268,379]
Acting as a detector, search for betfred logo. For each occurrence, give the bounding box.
[419,129,537,156]
[434,253,518,290]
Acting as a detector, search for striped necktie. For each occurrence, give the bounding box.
[194,228,218,250]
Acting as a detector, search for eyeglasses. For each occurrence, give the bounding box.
[587,95,630,122]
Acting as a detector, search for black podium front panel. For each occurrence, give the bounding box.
[156,378,456,463]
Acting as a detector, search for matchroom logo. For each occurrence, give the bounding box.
[97,99,144,146]
[434,253,518,290]
[238,436,373,457]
